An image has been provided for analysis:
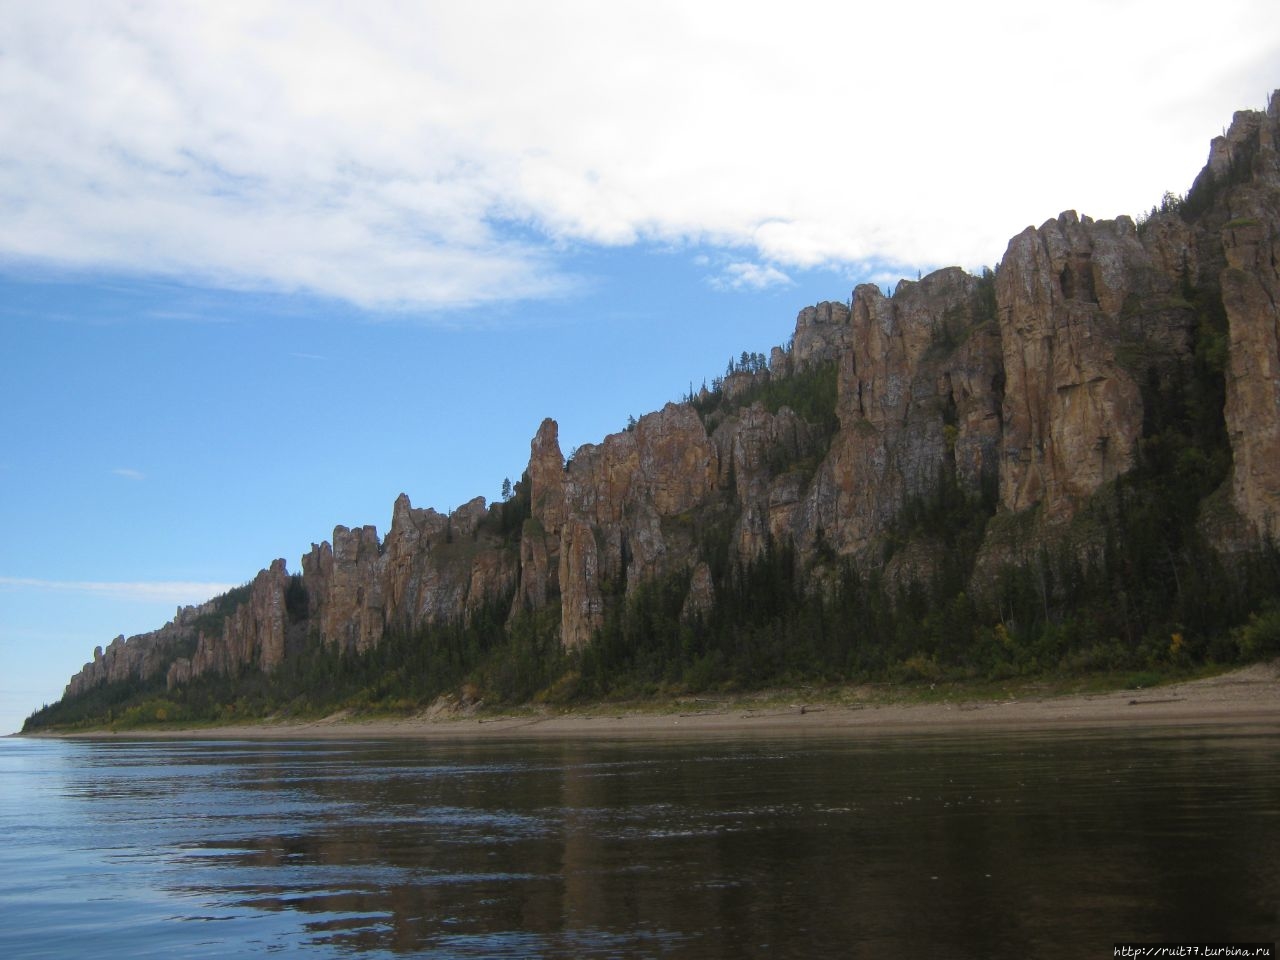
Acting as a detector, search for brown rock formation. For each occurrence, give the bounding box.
[712,402,814,559]
[513,418,568,619]
[382,493,449,630]
[180,559,290,682]
[550,402,720,646]
[66,600,216,698]
[380,493,471,635]
[305,524,384,653]
[528,418,567,533]
[787,300,854,372]
[797,268,1001,558]
[558,517,604,650]
[53,90,1280,710]
[1219,92,1280,537]
[681,561,715,623]
[997,213,1147,518]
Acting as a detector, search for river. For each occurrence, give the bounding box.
[1,728,1276,957]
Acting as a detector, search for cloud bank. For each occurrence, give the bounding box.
[1,1,1277,310]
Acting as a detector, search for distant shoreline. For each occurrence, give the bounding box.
[21,661,1280,741]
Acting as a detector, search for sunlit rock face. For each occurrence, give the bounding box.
[62,91,1280,698]
[795,268,1002,560]
[1220,93,1280,538]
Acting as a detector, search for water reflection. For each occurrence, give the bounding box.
[2,729,1278,958]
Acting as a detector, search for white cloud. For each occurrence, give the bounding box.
[711,261,793,292]
[0,577,239,606]
[111,467,146,481]
[1,1,1277,311]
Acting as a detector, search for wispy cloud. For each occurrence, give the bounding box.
[0,2,1276,311]
[0,577,238,605]
[709,261,793,292]
[111,467,146,481]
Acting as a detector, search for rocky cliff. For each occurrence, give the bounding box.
[1218,101,1280,538]
[65,599,216,699]
[55,91,1280,707]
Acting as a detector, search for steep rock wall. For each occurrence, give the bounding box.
[549,402,719,648]
[998,213,1144,518]
[66,600,215,698]
[59,91,1280,701]
[169,559,290,686]
[1220,93,1280,537]
[797,268,1002,558]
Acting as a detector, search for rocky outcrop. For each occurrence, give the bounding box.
[512,418,568,618]
[382,493,450,632]
[550,402,720,647]
[681,561,715,623]
[304,524,384,654]
[170,560,290,685]
[66,600,216,698]
[784,300,854,373]
[998,213,1165,519]
[558,517,604,650]
[379,494,508,635]
[1219,93,1280,537]
[796,268,1002,559]
[712,402,815,559]
[297,495,522,654]
[55,91,1280,706]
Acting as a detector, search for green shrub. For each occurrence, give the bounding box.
[1236,608,1280,660]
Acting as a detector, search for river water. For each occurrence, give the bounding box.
[1,727,1277,958]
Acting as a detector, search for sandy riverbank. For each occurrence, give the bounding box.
[27,660,1280,741]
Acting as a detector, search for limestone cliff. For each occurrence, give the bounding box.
[995,212,1192,519]
[50,90,1280,710]
[167,559,291,687]
[65,600,215,699]
[547,402,720,648]
[795,268,1003,561]
[1218,95,1280,537]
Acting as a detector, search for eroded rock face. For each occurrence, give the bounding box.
[382,493,450,633]
[787,300,853,372]
[797,269,1001,558]
[1220,92,1280,537]
[558,517,603,650]
[513,518,554,614]
[712,403,814,560]
[466,547,519,620]
[249,560,289,672]
[681,561,715,623]
[317,524,384,653]
[380,493,497,635]
[301,494,522,651]
[549,402,720,647]
[564,403,717,526]
[996,211,1188,519]
[55,91,1280,704]
[528,418,567,534]
[513,419,567,619]
[184,559,290,680]
[67,600,215,698]
[1223,215,1280,535]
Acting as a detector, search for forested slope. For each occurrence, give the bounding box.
[25,92,1280,731]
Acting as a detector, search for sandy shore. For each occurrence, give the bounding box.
[29,660,1280,741]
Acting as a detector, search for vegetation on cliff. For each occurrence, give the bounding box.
[24,92,1280,733]
[24,321,1280,732]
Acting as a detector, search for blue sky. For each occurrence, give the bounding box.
[2,1,1278,734]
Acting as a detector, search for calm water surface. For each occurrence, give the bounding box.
[1,727,1277,958]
